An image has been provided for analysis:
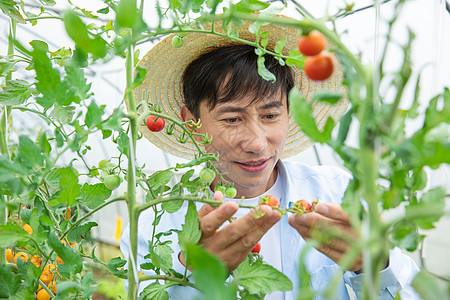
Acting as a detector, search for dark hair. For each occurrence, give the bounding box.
[182,44,294,119]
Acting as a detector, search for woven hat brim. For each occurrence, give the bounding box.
[132,18,349,160]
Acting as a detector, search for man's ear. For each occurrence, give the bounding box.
[180,105,195,123]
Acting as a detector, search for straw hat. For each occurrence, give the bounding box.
[132,17,349,160]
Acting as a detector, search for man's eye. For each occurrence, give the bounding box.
[264,114,278,120]
[224,118,239,123]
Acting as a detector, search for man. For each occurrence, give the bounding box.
[121,20,419,299]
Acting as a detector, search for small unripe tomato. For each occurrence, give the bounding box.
[199,168,215,183]
[214,185,226,194]
[224,186,237,198]
[304,53,334,81]
[172,35,183,48]
[251,242,261,254]
[104,174,121,190]
[297,30,327,56]
[146,115,165,132]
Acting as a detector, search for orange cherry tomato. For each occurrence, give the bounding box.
[23,224,33,235]
[6,249,14,262]
[14,251,29,264]
[30,255,42,268]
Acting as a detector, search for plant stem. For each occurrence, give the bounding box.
[139,275,196,288]
[125,41,140,300]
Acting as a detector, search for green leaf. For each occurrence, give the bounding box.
[116,0,138,28]
[106,257,128,279]
[174,154,217,170]
[18,135,44,168]
[405,186,446,229]
[48,232,83,276]
[50,103,75,123]
[257,55,276,82]
[274,37,286,54]
[30,40,65,108]
[178,201,201,255]
[424,87,450,129]
[148,169,173,195]
[67,221,97,243]
[0,222,31,247]
[233,258,292,296]
[148,244,174,272]
[85,101,104,128]
[233,0,269,14]
[411,270,448,300]
[79,183,112,209]
[311,91,343,104]
[118,131,130,156]
[64,65,92,101]
[285,48,305,68]
[133,66,147,88]
[0,263,20,298]
[289,88,334,143]
[0,0,25,23]
[52,167,82,206]
[0,154,28,183]
[161,198,184,214]
[139,282,170,300]
[0,60,17,77]
[64,10,106,58]
[0,79,32,105]
[186,243,235,300]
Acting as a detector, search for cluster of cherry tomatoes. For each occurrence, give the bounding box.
[5,224,76,300]
[250,195,319,254]
[297,30,334,81]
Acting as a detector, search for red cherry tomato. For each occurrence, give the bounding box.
[303,53,334,81]
[293,200,311,213]
[259,195,280,208]
[297,30,327,56]
[146,115,165,132]
[251,242,261,254]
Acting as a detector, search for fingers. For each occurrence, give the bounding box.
[197,191,224,219]
[199,202,239,238]
[315,202,351,224]
[226,206,281,252]
[207,205,281,251]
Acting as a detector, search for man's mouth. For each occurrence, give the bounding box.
[235,158,271,172]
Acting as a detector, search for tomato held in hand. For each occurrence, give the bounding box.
[292,200,311,213]
[259,195,280,208]
[146,115,165,132]
[304,53,334,81]
[297,30,326,56]
[251,242,261,254]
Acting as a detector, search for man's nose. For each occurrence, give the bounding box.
[240,121,267,154]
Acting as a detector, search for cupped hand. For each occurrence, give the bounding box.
[288,202,362,272]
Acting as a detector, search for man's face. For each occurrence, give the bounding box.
[184,93,290,198]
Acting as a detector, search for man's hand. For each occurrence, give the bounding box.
[180,197,281,272]
[288,202,362,272]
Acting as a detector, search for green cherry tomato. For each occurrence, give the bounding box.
[224,186,237,198]
[199,168,215,183]
[172,35,183,48]
[104,174,121,190]
[214,185,226,194]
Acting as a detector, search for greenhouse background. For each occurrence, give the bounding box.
[1,0,449,296]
